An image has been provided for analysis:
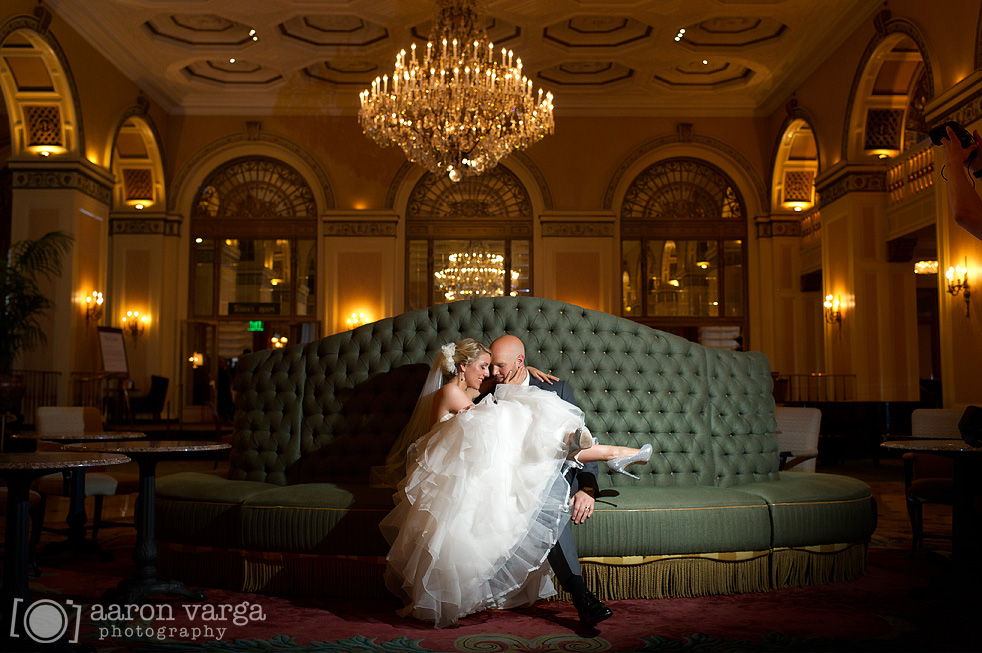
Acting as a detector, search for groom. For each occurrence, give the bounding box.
[481,334,613,628]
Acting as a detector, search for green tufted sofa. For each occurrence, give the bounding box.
[155,297,876,600]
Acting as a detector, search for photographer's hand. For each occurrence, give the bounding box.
[942,125,982,173]
[942,126,982,241]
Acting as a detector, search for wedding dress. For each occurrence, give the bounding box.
[379,383,583,628]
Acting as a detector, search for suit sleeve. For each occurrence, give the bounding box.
[554,380,600,494]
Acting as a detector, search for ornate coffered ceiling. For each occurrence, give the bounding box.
[44,0,882,117]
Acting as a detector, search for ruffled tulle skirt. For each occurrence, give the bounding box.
[380,384,583,628]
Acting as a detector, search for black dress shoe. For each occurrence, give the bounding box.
[574,590,612,627]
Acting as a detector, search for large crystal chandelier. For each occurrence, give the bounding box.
[358,0,555,183]
[435,246,517,301]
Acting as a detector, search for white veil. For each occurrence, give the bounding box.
[369,346,452,488]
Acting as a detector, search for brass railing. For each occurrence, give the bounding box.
[886,141,933,206]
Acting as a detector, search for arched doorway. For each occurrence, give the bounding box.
[187,155,319,418]
[620,157,748,349]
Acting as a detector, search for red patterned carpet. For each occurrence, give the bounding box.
[10,531,975,653]
[7,459,975,652]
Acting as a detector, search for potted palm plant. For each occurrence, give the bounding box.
[0,230,74,414]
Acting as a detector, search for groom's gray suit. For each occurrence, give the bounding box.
[526,376,598,588]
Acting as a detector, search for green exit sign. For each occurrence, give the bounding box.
[248,320,264,332]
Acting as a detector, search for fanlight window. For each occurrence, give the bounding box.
[193,156,316,219]
[620,158,748,348]
[406,166,533,309]
[190,157,317,320]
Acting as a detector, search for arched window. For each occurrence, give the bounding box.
[406,166,533,309]
[620,157,748,347]
[190,155,317,321]
[111,116,165,212]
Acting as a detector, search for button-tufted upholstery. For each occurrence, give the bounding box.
[156,297,875,601]
[226,297,778,488]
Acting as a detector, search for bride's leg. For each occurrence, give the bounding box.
[566,427,640,463]
[574,444,640,463]
[568,434,653,480]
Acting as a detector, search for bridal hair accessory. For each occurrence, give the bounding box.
[440,342,457,375]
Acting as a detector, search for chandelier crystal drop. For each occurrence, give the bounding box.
[435,247,517,301]
[358,0,555,183]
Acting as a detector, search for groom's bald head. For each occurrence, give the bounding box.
[490,335,525,382]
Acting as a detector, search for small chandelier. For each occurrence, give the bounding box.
[435,246,516,301]
[359,0,555,183]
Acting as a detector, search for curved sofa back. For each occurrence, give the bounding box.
[231,297,778,488]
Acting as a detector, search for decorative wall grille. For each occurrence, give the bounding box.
[783,170,814,203]
[23,104,63,147]
[122,168,153,202]
[864,108,904,151]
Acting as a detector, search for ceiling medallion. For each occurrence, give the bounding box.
[358,0,554,183]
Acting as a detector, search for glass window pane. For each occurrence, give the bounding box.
[723,239,744,316]
[433,240,505,304]
[185,321,215,406]
[408,240,428,310]
[511,240,530,298]
[219,239,292,317]
[192,239,214,317]
[621,240,641,316]
[295,240,315,316]
[646,240,718,317]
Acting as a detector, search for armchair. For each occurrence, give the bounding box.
[127,375,169,423]
[775,407,821,472]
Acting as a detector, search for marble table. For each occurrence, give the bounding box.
[63,441,230,605]
[17,431,146,563]
[1,452,129,651]
[881,438,982,559]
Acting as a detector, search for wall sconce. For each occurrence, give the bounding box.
[346,312,369,329]
[85,291,104,323]
[824,294,842,328]
[121,310,149,337]
[188,352,203,368]
[271,334,288,349]
[945,257,971,318]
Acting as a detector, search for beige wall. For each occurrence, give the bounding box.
[3,0,981,409]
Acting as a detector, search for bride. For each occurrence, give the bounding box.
[377,338,651,628]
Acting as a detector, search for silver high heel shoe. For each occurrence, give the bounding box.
[606,443,653,479]
[566,427,596,468]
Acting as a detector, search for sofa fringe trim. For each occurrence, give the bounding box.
[157,541,869,600]
[769,541,869,589]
